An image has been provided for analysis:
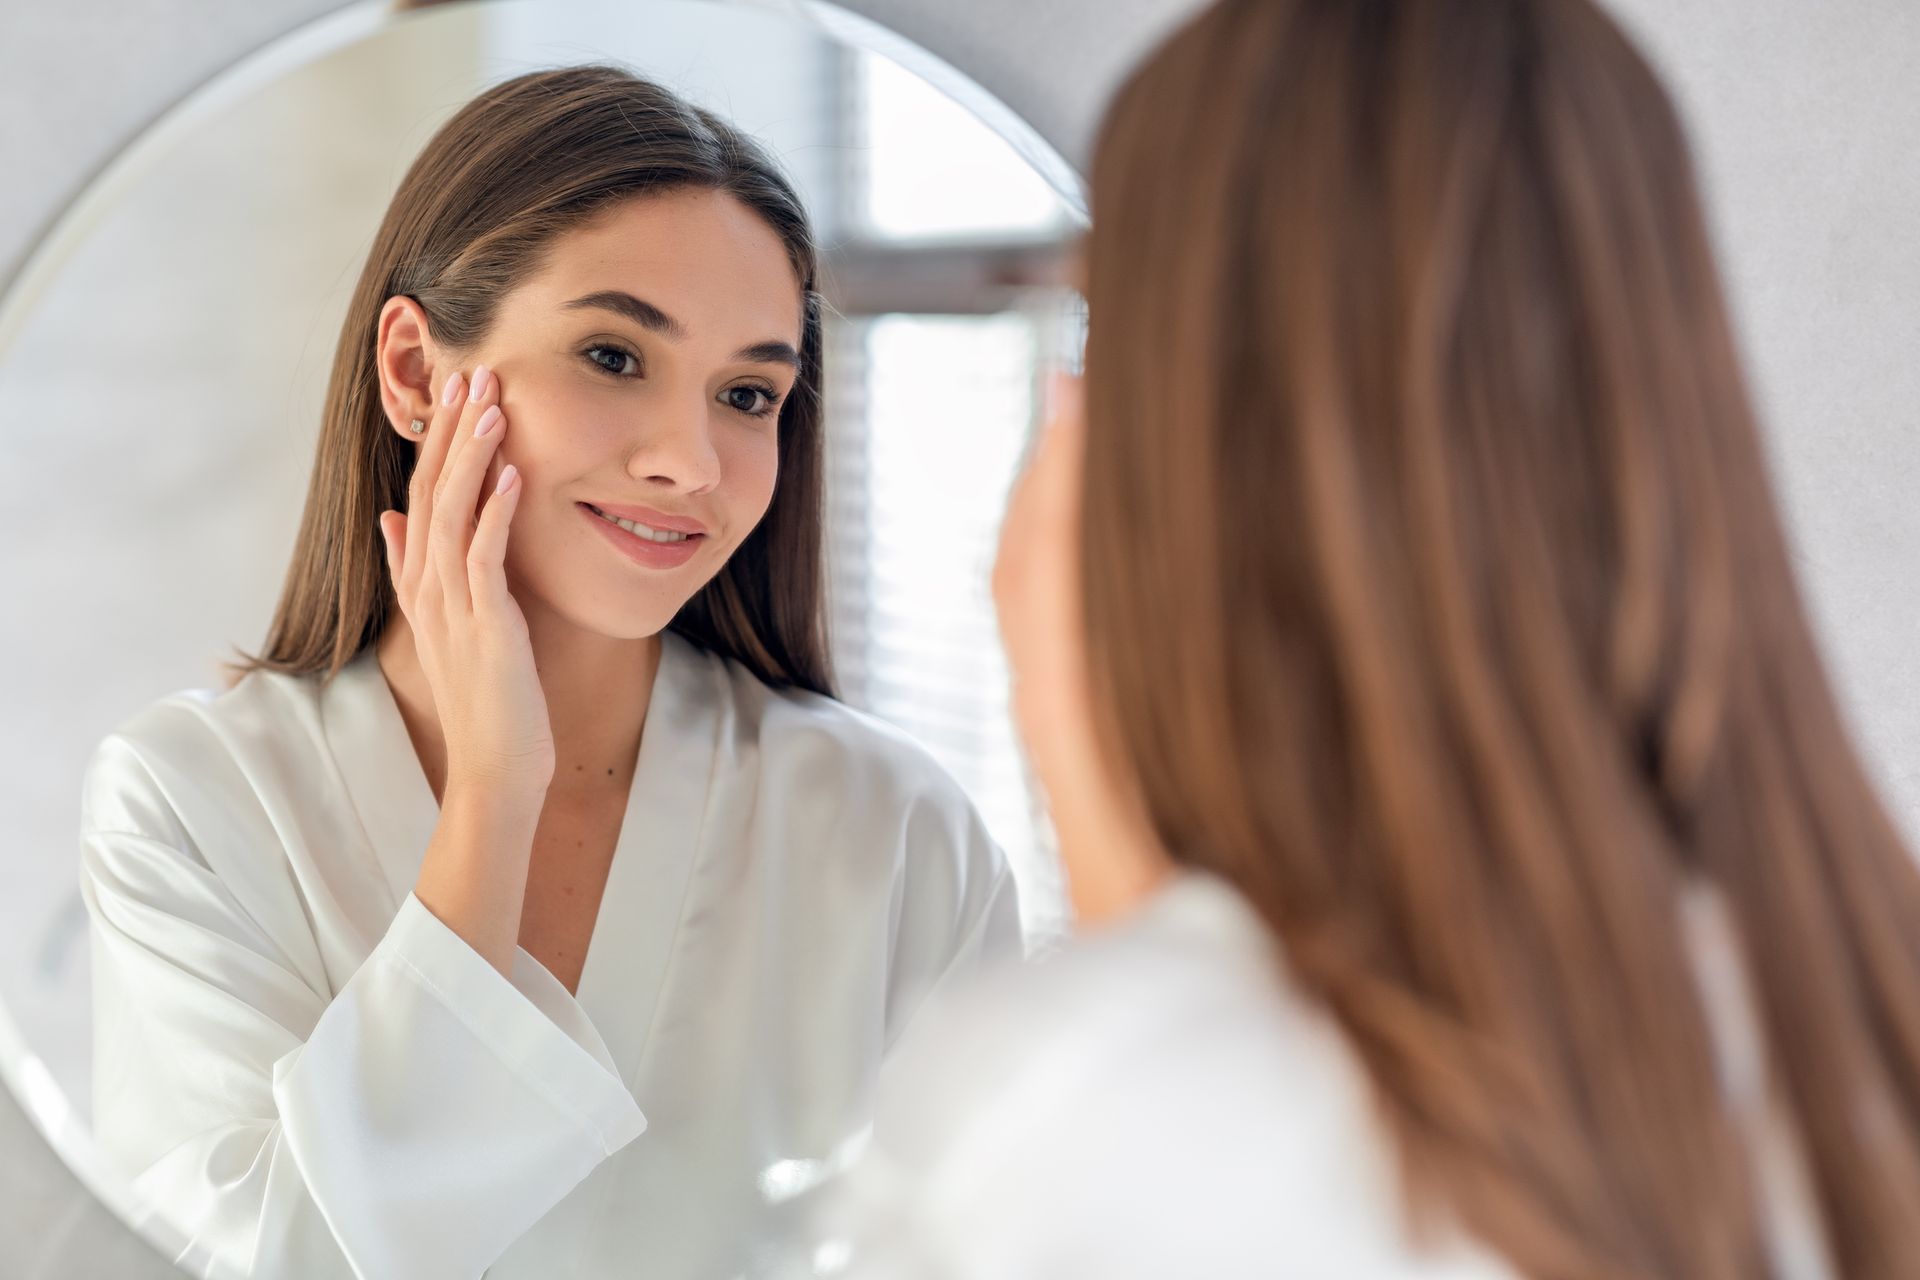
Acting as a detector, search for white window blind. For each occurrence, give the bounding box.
[818,48,1084,946]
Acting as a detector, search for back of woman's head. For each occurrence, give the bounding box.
[229,64,831,694]
[1080,0,1920,1274]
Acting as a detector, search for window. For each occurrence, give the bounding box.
[822,47,1085,946]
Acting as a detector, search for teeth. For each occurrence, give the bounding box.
[590,505,692,543]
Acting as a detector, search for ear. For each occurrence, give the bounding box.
[373,295,446,443]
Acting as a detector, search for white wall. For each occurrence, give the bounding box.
[1600,0,1920,840]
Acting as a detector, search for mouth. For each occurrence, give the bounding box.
[579,502,705,545]
[578,502,706,569]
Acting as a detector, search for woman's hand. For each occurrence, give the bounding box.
[993,370,1170,927]
[994,371,1094,800]
[377,364,556,795]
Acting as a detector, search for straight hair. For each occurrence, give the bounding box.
[1081,1,1920,1275]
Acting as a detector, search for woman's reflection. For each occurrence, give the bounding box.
[77,63,1022,1280]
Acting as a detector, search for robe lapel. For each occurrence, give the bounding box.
[320,645,441,915]
[320,630,724,1087]
[573,627,723,1086]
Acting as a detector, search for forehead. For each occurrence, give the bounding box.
[527,188,804,347]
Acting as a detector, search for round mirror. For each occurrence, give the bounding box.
[0,1,1086,1274]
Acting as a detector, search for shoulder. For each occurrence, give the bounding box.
[728,659,970,811]
[687,638,1020,953]
[78,666,349,1007]
[697,640,998,852]
[855,873,1513,1276]
[873,872,1285,1141]
[80,661,327,857]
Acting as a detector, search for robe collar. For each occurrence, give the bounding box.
[319,626,724,1083]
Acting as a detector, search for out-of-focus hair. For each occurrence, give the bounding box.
[1080,1,1920,1275]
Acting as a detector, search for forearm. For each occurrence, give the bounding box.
[412,779,547,979]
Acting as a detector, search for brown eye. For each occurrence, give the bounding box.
[583,343,640,377]
[724,384,783,418]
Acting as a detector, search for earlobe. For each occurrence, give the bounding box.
[382,406,431,444]
[373,295,443,441]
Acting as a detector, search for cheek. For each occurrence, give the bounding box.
[719,431,781,532]
[502,399,595,474]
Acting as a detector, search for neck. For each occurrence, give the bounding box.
[375,606,661,802]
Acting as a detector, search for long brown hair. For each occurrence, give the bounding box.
[1080,0,1920,1275]
[225,64,834,696]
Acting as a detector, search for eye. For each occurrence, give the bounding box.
[583,342,640,377]
[724,383,785,420]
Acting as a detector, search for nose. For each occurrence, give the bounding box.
[627,393,721,492]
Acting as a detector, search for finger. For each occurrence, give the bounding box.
[433,367,505,613]
[379,510,405,595]
[1044,369,1071,420]
[1047,370,1084,439]
[419,366,496,624]
[468,460,522,612]
[1034,375,1086,521]
[403,367,468,599]
[433,363,491,510]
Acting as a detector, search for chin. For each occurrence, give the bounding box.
[510,566,699,641]
[564,593,690,640]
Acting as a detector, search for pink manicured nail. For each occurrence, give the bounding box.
[469,364,492,402]
[442,371,464,406]
[474,406,502,437]
[496,463,518,495]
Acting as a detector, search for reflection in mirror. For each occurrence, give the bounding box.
[0,1,1084,1275]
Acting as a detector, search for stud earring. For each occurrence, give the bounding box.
[409,418,426,434]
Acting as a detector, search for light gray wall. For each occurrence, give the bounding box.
[1601,0,1920,838]
[0,0,1200,289]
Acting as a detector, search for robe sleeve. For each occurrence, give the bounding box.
[879,782,1027,1054]
[78,734,647,1280]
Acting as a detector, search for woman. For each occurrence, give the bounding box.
[77,64,1021,1280]
[810,0,1920,1276]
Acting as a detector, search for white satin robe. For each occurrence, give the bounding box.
[76,626,1024,1280]
[800,871,1835,1280]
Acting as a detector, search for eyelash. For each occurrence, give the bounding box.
[583,342,785,419]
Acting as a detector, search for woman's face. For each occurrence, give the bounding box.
[385,187,805,640]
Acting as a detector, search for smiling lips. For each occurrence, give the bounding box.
[580,500,708,535]
[584,504,694,543]
[579,502,705,568]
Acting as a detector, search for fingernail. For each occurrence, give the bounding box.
[469,364,492,402]
[442,371,464,406]
[496,463,518,495]
[474,405,502,437]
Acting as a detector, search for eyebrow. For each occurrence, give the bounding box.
[561,290,801,369]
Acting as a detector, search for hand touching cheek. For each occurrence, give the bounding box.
[993,372,1169,928]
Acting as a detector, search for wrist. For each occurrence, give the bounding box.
[441,775,549,823]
